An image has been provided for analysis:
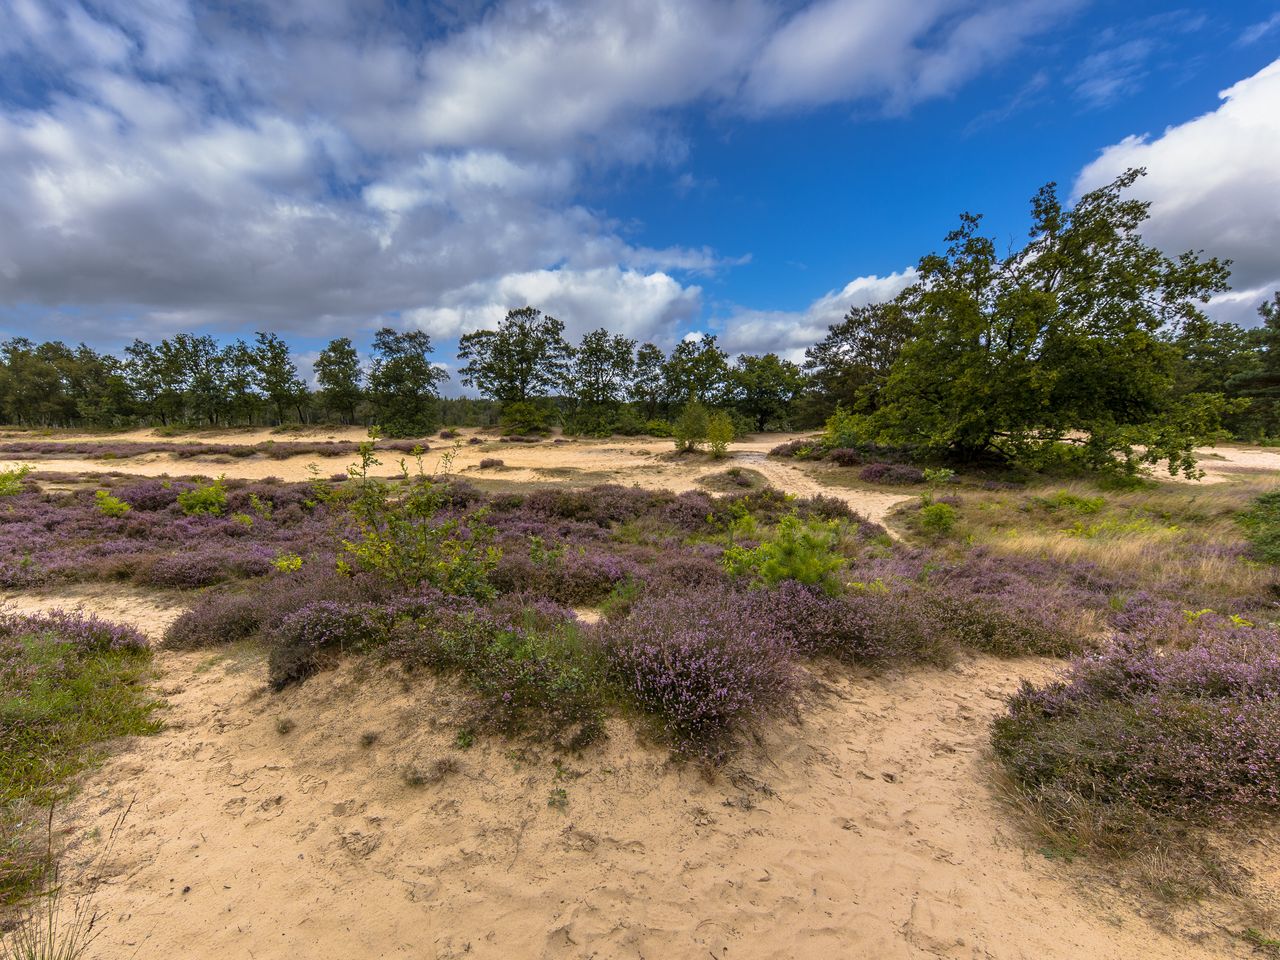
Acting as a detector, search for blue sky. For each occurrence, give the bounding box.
[1,0,1278,386]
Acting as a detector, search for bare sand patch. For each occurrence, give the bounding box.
[43,645,1263,960]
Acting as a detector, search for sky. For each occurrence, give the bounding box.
[1,0,1279,389]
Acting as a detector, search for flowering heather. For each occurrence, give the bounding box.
[827,448,863,467]
[993,626,1280,842]
[858,462,925,485]
[0,438,428,461]
[0,609,148,653]
[605,590,800,759]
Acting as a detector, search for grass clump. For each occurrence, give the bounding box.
[1239,490,1280,563]
[0,612,158,903]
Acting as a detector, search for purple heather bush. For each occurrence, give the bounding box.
[827,448,863,467]
[993,624,1280,845]
[605,589,800,759]
[0,609,148,653]
[858,462,925,485]
[0,438,428,461]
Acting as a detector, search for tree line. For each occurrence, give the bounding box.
[2,168,1278,471]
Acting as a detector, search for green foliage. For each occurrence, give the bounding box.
[918,502,957,536]
[643,418,674,438]
[706,411,735,459]
[458,306,572,406]
[177,476,227,516]
[1035,491,1105,514]
[1239,491,1280,564]
[730,353,803,430]
[499,399,553,435]
[338,440,500,599]
[272,552,303,573]
[0,465,32,497]
[859,169,1232,475]
[367,328,447,437]
[801,301,915,424]
[663,335,729,406]
[314,336,363,424]
[821,404,868,451]
[722,513,846,594]
[93,490,130,517]
[673,401,710,452]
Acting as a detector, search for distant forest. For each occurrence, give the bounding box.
[3,170,1279,473]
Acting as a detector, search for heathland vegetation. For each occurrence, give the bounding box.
[2,169,1280,955]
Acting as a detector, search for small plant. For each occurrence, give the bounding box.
[231,512,254,528]
[177,475,228,516]
[547,786,569,809]
[453,728,475,750]
[477,458,505,469]
[359,731,379,748]
[275,717,296,735]
[918,502,957,536]
[722,513,846,594]
[271,552,303,573]
[0,464,32,497]
[706,412,734,459]
[93,489,131,517]
[402,757,458,788]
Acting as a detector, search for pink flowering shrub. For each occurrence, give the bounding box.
[604,590,800,759]
[993,624,1280,847]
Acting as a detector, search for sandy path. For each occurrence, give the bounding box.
[7,598,1251,959]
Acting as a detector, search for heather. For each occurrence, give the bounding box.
[992,622,1280,883]
[0,438,429,461]
[0,611,158,902]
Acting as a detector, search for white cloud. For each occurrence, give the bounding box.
[743,0,1080,112]
[402,266,702,345]
[1075,59,1280,325]
[719,268,918,361]
[0,0,1082,352]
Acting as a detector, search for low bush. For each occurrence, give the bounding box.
[827,448,863,467]
[605,590,799,760]
[94,489,131,517]
[1239,490,1280,563]
[993,626,1280,863]
[177,476,228,516]
[918,502,957,536]
[477,458,505,469]
[858,462,925,485]
[722,514,846,594]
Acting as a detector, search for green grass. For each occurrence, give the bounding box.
[1,631,159,903]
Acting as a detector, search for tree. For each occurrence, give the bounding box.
[663,335,728,405]
[315,337,364,424]
[457,307,572,407]
[865,169,1231,476]
[802,301,914,422]
[730,353,803,431]
[367,328,448,436]
[252,332,307,424]
[629,342,666,420]
[1226,292,1280,436]
[568,328,635,433]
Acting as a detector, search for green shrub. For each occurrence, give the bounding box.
[706,412,734,459]
[643,419,674,438]
[499,400,552,435]
[93,490,131,517]
[337,443,500,598]
[177,476,227,516]
[1240,491,1280,563]
[673,401,709,452]
[722,514,846,594]
[822,404,868,451]
[918,502,957,536]
[0,465,32,497]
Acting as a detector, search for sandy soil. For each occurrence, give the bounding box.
[6,584,1269,959]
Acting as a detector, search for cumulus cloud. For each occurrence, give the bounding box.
[0,0,1080,353]
[1075,59,1280,327]
[719,268,918,361]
